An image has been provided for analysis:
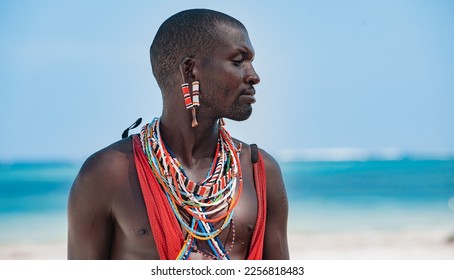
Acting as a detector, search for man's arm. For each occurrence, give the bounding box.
[67,151,115,259]
[260,149,290,260]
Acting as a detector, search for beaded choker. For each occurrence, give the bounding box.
[140,118,243,259]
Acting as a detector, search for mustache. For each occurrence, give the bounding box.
[241,87,256,96]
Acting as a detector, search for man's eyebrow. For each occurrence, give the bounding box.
[232,47,255,59]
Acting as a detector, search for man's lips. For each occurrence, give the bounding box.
[239,88,256,104]
[241,88,256,96]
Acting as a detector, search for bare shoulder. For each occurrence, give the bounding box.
[69,137,134,203]
[257,147,282,176]
[81,137,132,176]
[81,137,132,172]
[257,147,288,201]
[231,138,286,198]
[231,138,282,176]
[68,136,136,259]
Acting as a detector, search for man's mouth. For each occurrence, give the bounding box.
[241,88,256,96]
[239,88,256,104]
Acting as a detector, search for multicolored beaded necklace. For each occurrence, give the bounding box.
[140,118,243,260]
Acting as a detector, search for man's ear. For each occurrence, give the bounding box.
[179,57,196,81]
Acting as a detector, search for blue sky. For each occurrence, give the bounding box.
[1,0,453,161]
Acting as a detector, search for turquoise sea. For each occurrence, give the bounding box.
[0,159,454,244]
[282,160,454,233]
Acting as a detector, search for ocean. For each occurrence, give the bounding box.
[0,162,78,244]
[281,160,454,233]
[1,159,453,245]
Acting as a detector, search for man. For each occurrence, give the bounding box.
[68,9,289,260]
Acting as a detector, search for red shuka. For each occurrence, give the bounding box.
[132,135,267,260]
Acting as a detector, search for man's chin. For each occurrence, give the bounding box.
[225,106,253,122]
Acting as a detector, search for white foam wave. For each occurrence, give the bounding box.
[277,147,454,162]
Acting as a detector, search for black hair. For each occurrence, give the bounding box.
[150,9,246,89]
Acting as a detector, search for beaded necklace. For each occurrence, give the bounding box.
[140,118,243,259]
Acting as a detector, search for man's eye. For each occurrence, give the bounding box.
[232,60,243,66]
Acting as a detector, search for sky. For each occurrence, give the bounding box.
[1,0,453,161]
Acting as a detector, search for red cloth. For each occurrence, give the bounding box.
[132,135,267,260]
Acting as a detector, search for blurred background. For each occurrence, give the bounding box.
[1,0,453,259]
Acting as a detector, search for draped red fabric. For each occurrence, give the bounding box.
[132,135,267,260]
[246,151,267,260]
[133,136,184,259]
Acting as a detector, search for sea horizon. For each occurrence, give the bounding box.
[2,146,454,163]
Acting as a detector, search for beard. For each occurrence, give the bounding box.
[224,101,253,121]
[197,77,257,121]
[201,92,253,121]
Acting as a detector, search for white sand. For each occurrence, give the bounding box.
[289,229,454,259]
[0,241,66,260]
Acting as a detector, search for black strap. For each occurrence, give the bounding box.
[251,144,259,164]
[121,118,142,139]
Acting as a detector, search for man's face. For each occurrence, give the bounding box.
[196,24,261,121]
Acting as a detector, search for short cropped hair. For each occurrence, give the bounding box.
[150,9,246,89]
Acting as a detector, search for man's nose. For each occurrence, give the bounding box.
[245,64,260,85]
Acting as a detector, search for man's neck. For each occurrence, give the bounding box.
[159,112,220,169]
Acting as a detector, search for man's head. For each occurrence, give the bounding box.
[150,9,247,90]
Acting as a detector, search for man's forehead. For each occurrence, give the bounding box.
[215,23,249,40]
[213,23,254,53]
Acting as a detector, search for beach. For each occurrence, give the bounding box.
[1,205,454,260]
[1,228,454,260]
[0,241,66,260]
[289,229,454,259]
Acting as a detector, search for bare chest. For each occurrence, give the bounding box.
[109,160,258,260]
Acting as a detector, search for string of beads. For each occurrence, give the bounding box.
[140,118,242,259]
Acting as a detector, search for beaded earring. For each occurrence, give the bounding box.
[181,81,201,128]
[181,83,192,109]
[191,81,200,127]
[192,81,200,107]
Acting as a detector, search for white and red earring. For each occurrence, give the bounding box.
[181,81,201,127]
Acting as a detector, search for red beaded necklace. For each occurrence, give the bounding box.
[140,118,243,259]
